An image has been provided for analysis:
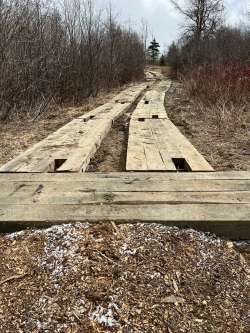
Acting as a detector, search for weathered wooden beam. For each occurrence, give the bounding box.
[0,171,249,181]
[127,118,213,172]
[0,203,249,239]
[0,172,249,239]
[0,84,147,173]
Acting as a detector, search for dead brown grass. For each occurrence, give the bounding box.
[166,81,250,171]
[182,64,250,136]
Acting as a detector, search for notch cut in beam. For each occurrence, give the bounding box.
[172,158,191,172]
[54,159,67,172]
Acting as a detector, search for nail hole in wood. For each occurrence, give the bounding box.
[144,100,149,104]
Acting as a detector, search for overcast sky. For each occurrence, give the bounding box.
[97,0,250,51]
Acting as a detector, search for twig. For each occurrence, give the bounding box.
[95,250,116,264]
[0,272,28,286]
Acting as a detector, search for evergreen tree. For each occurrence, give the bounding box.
[148,38,160,64]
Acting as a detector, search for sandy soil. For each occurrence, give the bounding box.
[0,223,249,333]
[165,81,250,171]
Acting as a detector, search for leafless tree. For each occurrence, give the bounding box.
[170,0,224,41]
[0,0,145,121]
[140,18,150,52]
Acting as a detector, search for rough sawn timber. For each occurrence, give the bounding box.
[127,80,213,172]
[0,172,249,239]
[131,80,171,120]
[0,84,146,173]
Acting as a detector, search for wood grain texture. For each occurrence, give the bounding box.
[131,80,171,120]
[0,180,249,195]
[0,172,249,239]
[126,119,213,172]
[127,79,213,172]
[0,84,146,173]
[0,171,249,181]
[0,203,249,239]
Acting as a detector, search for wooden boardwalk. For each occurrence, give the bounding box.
[131,82,170,120]
[126,119,214,171]
[126,81,213,172]
[0,84,146,173]
[0,78,249,239]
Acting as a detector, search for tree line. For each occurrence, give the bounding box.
[166,0,250,73]
[165,0,250,134]
[0,0,145,121]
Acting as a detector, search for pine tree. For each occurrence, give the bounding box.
[148,38,160,64]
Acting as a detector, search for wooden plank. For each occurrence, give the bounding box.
[144,145,166,170]
[0,171,249,239]
[0,85,146,173]
[159,149,180,171]
[57,119,113,172]
[159,120,213,171]
[151,120,214,171]
[0,180,249,195]
[0,172,249,181]
[126,118,213,172]
[131,81,171,120]
[0,118,113,173]
[125,145,148,171]
[0,203,249,239]
[111,84,147,104]
[127,82,213,172]
[132,105,168,120]
[126,120,151,171]
[1,203,248,223]
[78,103,131,121]
[1,190,249,205]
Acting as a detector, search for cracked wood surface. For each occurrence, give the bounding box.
[126,81,213,172]
[0,84,146,173]
[0,172,249,239]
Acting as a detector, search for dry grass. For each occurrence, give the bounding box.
[183,64,250,136]
[166,81,250,171]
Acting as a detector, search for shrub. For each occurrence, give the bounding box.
[183,63,250,133]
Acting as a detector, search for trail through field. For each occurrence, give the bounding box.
[0,68,249,333]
